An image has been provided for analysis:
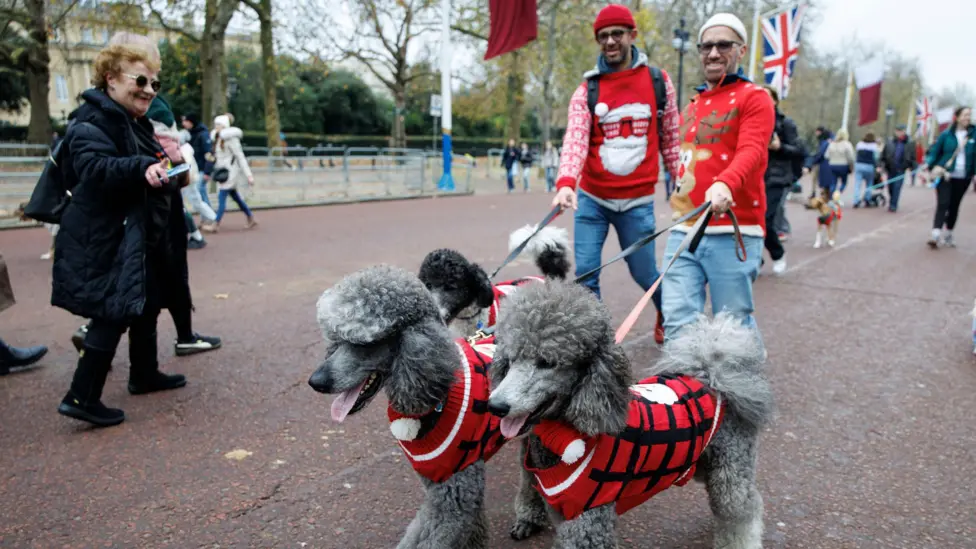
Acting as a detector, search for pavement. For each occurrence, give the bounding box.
[1,182,975,548]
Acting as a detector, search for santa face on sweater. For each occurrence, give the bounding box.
[595,102,652,176]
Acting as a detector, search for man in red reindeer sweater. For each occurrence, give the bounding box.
[552,4,681,345]
[662,13,774,348]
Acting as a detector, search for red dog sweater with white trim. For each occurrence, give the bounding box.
[524,375,724,521]
[485,277,545,328]
[387,336,507,483]
[670,77,775,238]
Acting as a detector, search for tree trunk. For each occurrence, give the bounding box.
[258,0,280,149]
[505,51,525,142]
[25,0,52,144]
[201,0,236,124]
[393,90,406,149]
[540,1,558,146]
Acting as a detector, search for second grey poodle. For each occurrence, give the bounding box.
[307,264,526,549]
[486,282,773,549]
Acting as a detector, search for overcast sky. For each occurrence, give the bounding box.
[798,0,969,97]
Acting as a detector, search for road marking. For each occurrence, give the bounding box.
[783,206,927,274]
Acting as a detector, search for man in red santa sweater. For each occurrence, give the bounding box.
[551,4,681,345]
[662,13,775,348]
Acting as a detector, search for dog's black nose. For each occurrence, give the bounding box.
[487,400,510,417]
[308,367,331,393]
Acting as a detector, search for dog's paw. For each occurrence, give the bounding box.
[510,519,546,541]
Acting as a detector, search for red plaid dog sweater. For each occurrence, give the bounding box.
[483,276,546,329]
[387,336,508,483]
[525,375,724,520]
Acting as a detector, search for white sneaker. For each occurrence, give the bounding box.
[40,251,51,260]
[813,234,823,249]
[827,239,836,247]
[772,257,787,275]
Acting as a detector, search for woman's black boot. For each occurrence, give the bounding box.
[58,348,125,427]
[127,330,186,395]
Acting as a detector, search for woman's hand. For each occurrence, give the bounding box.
[145,160,169,188]
[247,175,254,185]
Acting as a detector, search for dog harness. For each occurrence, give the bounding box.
[386,335,507,483]
[484,276,546,328]
[524,375,724,521]
[817,201,842,226]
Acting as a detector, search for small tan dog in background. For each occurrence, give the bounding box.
[809,190,843,249]
[12,202,58,260]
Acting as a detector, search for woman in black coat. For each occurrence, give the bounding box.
[55,44,189,427]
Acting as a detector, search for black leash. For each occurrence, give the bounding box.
[472,201,746,341]
[488,205,563,280]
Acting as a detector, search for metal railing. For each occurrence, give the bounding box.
[0,146,474,212]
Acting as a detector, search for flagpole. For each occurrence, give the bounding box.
[747,0,761,81]
[437,0,455,191]
[841,66,854,133]
[905,81,916,136]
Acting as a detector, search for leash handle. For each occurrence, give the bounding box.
[489,204,563,280]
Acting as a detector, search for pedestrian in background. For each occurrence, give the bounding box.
[852,132,880,208]
[501,138,520,193]
[519,142,533,191]
[880,124,917,212]
[211,114,258,229]
[541,140,559,192]
[926,106,975,248]
[825,129,855,196]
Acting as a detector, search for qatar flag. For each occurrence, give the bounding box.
[484,0,538,61]
[854,55,884,126]
[935,107,955,133]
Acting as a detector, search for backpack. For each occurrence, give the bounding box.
[586,65,667,140]
[23,119,86,224]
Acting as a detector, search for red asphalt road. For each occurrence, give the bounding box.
[1,184,975,548]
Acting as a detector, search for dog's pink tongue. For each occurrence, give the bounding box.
[330,380,366,423]
[500,415,528,438]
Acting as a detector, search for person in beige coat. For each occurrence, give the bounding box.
[210,114,257,229]
[824,129,855,196]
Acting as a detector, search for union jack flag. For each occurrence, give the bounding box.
[915,96,934,139]
[761,4,807,99]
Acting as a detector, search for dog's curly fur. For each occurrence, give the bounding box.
[418,225,571,337]
[308,264,535,548]
[488,282,773,548]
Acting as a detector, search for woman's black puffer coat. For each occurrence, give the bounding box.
[52,88,191,322]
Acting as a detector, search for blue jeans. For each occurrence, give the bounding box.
[545,167,556,192]
[215,188,253,222]
[506,164,516,191]
[661,232,765,345]
[574,193,662,312]
[853,162,875,204]
[198,177,213,208]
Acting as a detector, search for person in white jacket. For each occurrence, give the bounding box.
[210,114,258,229]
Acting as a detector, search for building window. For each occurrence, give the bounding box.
[101,29,109,44]
[81,28,93,43]
[55,75,69,102]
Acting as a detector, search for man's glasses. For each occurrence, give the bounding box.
[597,29,629,44]
[122,73,161,92]
[697,40,741,55]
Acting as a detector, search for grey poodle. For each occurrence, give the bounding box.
[307,264,525,549]
[486,281,774,549]
[418,224,571,337]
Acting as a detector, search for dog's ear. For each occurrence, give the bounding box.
[470,263,495,309]
[564,344,632,436]
[488,352,510,389]
[386,319,458,416]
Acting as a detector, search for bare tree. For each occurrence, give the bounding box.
[316,0,436,148]
[239,0,280,149]
[147,0,239,124]
[0,0,81,143]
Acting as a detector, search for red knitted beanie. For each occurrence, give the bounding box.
[593,4,636,35]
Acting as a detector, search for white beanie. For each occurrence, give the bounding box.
[214,114,230,128]
[698,13,748,44]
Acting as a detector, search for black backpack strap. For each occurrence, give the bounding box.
[586,76,600,116]
[648,66,666,139]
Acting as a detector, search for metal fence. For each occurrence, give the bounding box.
[0,146,474,219]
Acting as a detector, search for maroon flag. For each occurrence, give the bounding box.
[484,0,538,61]
[854,55,884,126]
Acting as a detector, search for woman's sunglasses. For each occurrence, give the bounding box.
[122,73,161,92]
